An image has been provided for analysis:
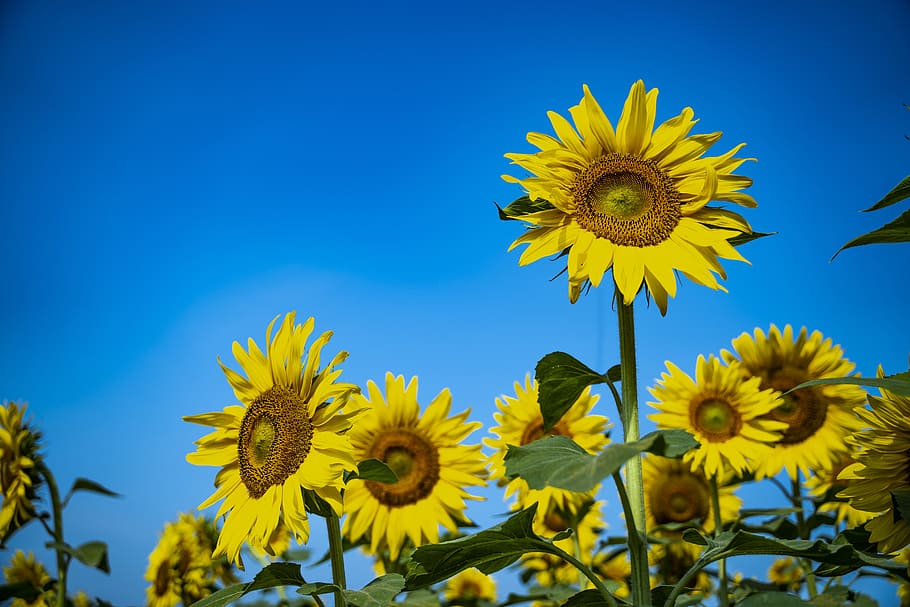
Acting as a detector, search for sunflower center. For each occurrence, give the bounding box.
[764,367,828,445]
[154,561,171,597]
[520,419,571,445]
[543,511,570,533]
[366,429,440,507]
[692,398,742,441]
[238,385,314,499]
[651,467,710,525]
[573,154,681,247]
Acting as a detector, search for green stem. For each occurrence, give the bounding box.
[326,512,347,607]
[663,557,711,607]
[792,477,819,598]
[710,477,730,607]
[37,461,66,607]
[616,296,651,607]
[547,541,618,607]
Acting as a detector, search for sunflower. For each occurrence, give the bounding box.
[768,557,803,591]
[591,551,631,598]
[3,550,52,607]
[521,499,606,587]
[721,325,866,480]
[145,513,219,607]
[642,455,741,557]
[502,80,756,313]
[648,355,785,478]
[0,402,42,541]
[485,374,609,515]
[343,373,487,561]
[838,372,910,553]
[185,312,361,566]
[443,568,497,604]
[804,452,874,530]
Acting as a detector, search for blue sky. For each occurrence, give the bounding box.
[1,1,909,604]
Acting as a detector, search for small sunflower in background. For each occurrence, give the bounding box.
[804,452,874,530]
[485,374,609,516]
[501,80,756,313]
[0,401,43,542]
[648,355,785,479]
[767,557,804,592]
[3,550,52,607]
[521,498,605,587]
[838,372,910,553]
[722,324,866,480]
[591,551,631,598]
[443,567,497,605]
[649,543,712,596]
[185,312,361,566]
[642,455,741,549]
[343,373,487,562]
[145,513,224,607]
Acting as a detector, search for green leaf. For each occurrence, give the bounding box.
[397,589,439,607]
[504,430,698,493]
[809,585,879,607]
[561,589,613,607]
[606,365,621,383]
[497,196,556,221]
[296,583,339,596]
[247,562,307,590]
[63,478,120,506]
[739,593,810,606]
[892,488,910,523]
[47,541,110,573]
[351,459,398,484]
[0,582,43,601]
[833,207,910,258]
[728,231,776,247]
[535,352,608,432]
[863,175,910,212]
[343,574,405,607]
[405,505,562,590]
[188,584,247,607]
[789,375,910,397]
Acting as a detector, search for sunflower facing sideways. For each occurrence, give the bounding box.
[838,371,910,553]
[184,312,362,566]
[648,355,785,479]
[343,373,487,561]
[485,374,609,516]
[721,325,866,480]
[502,80,757,313]
[0,402,42,542]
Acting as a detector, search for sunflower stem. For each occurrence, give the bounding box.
[791,477,819,598]
[615,296,650,607]
[548,540,618,607]
[326,511,348,607]
[710,476,730,607]
[37,461,67,607]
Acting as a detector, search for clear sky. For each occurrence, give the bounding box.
[1,1,909,604]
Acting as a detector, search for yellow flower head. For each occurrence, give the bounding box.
[503,80,756,313]
[648,355,785,478]
[145,513,221,607]
[768,557,804,591]
[343,373,487,561]
[185,312,361,566]
[592,551,631,598]
[838,370,910,553]
[803,452,874,530]
[443,568,497,604]
[722,325,866,480]
[485,374,609,515]
[0,402,42,541]
[3,550,52,607]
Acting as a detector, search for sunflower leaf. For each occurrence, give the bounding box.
[832,207,910,258]
[504,430,697,493]
[862,175,910,212]
[738,593,810,606]
[405,505,561,590]
[46,541,110,573]
[63,477,120,507]
[788,375,910,397]
[535,352,609,432]
[343,574,405,607]
[247,561,307,590]
[728,231,776,247]
[350,459,398,484]
[397,589,440,607]
[188,584,247,607]
[891,488,910,524]
[497,196,556,221]
[0,582,43,601]
[561,589,613,607]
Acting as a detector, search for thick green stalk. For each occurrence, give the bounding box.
[37,462,66,607]
[710,477,730,607]
[616,297,650,607]
[326,512,348,607]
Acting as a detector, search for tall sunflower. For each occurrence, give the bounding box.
[3,550,52,607]
[502,81,756,313]
[838,372,910,553]
[343,373,487,561]
[485,374,609,515]
[0,402,42,542]
[648,355,785,478]
[721,325,866,480]
[185,312,361,566]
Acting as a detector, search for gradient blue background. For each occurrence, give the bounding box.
[2,1,908,604]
